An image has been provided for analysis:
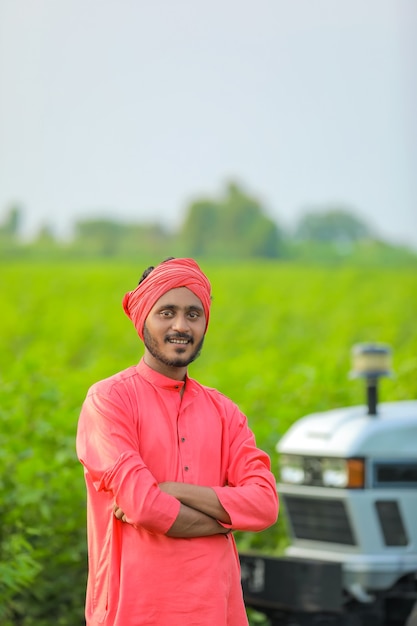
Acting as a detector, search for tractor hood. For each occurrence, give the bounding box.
[277,400,417,458]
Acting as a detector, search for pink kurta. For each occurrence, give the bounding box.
[76,359,278,626]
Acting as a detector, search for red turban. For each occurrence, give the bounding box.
[122,258,212,340]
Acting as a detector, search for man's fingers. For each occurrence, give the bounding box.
[113,504,126,521]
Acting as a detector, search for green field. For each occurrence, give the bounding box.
[1,259,416,625]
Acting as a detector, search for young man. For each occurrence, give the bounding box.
[76,257,279,626]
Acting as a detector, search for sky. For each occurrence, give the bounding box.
[0,0,416,248]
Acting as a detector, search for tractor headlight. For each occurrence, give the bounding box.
[279,455,305,484]
[322,458,349,487]
[279,455,365,488]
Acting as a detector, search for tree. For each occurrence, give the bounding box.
[74,218,126,255]
[34,223,56,244]
[219,182,282,258]
[72,217,173,257]
[180,200,220,256]
[295,207,372,243]
[0,204,22,238]
[179,182,284,259]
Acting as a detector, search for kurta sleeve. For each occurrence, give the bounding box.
[76,381,180,534]
[212,403,279,532]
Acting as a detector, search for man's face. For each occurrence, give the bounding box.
[143,287,206,377]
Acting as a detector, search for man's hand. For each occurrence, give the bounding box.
[113,482,233,538]
[166,503,230,538]
[113,504,127,522]
[113,501,229,537]
[159,482,232,525]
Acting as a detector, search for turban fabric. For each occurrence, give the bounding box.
[122,258,212,340]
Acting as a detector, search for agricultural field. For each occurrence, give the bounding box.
[1,258,416,625]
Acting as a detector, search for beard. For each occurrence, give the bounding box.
[143,325,205,368]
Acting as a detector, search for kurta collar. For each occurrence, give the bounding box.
[136,357,188,391]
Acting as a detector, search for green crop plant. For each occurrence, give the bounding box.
[1,258,416,624]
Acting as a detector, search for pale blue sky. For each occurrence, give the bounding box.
[0,0,416,247]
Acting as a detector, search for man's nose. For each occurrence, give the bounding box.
[171,314,190,332]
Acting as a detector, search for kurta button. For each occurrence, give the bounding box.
[184,466,189,471]
[181,437,186,442]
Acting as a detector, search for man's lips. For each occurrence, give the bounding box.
[165,335,193,345]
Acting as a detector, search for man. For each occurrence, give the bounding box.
[76,257,279,626]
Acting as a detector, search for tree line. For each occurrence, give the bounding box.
[1,181,415,264]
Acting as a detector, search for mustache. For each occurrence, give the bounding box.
[165,332,193,343]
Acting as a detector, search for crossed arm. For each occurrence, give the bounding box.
[114,481,232,538]
[80,393,278,538]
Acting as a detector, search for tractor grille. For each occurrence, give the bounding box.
[283,495,356,545]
